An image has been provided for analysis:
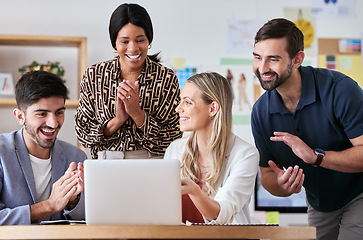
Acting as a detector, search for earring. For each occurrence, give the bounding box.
[209,115,213,120]
[113,48,117,53]
[148,44,152,49]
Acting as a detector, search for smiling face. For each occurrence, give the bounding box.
[252,38,294,91]
[115,23,149,72]
[15,96,65,158]
[176,82,214,133]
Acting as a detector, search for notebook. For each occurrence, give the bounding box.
[84,159,182,225]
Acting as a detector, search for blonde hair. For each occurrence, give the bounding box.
[180,72,233,195]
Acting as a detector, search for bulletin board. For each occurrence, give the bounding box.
[318,38,363,87]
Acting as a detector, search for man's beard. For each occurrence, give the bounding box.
[24,121,57,149]
[255,62,293,91]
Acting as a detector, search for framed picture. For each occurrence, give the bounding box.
[0,70,15,98]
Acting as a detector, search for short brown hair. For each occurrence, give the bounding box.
[15,71,68,110]
[254,18,304,59]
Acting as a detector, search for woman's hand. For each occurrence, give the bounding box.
[103,88,129,137]
[181,177,220,221]
[115,85,130,123]
[118,80,141,115]
[181,177,200,195]
[119,80,145,128]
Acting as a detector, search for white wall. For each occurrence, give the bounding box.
[1,0,362,226]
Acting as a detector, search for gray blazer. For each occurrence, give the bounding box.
[0,129,87,225]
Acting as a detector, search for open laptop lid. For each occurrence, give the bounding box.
[84,159,182,225]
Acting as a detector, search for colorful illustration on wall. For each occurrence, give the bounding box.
[0,70,15,97]
[285,8,317,57]
[173,67,198,90]
[171,57,198,90]
[202,58,264,125]
[339,39,361,54]
[318,38,363,87]
[326,55,337,70]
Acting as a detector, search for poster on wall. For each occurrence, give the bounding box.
[319,54,363,87]
[312,0,356,19]
[201,58,264,125]
[339,39,361,54]
[318,38,363,87]
[285,8,317,57]
[171,57,199,90]
[173,67,198,90]
[0,70,15,98]
[226,19,267,55]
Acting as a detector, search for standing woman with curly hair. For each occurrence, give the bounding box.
[165,72,259,224]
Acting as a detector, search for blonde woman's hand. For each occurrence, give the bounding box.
[181,177,200,195]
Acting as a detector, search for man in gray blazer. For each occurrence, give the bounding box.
[0,70,87,225]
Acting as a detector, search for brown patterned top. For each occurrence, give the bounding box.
[75,56,182,159]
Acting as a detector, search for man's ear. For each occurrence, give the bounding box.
[13,108,25,126]
[209,101,220,118]
[292,51,305,69]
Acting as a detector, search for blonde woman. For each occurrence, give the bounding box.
[164,72,259,224]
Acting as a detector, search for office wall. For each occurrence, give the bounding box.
[0,0,362,226]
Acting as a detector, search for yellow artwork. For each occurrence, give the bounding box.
[318,54,363,87]
[294,19,315,48]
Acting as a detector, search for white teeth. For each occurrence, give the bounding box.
[262,74,274,80]
[42,129,55,133]
[128,54,140,59]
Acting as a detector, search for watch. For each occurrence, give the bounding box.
[313,148,325,167]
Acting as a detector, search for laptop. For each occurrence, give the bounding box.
[84,159,182,225]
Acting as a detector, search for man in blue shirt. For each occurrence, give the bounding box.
[251,18,363,240]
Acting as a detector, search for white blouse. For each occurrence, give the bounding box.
[164,133,259,224]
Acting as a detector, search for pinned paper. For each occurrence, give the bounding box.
[266,211,280,224]
[339,56,352,69]
[172,58,185,70]
[339,39,361,54]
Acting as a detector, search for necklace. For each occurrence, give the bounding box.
[120,65,144,75]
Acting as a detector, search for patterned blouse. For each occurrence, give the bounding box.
[75,56,182,159]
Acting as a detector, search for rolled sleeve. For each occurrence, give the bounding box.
[213,138,259,224]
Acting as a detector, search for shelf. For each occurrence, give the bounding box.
[0,35,87,108]
[0,98,79,108]
[0,35,87,81]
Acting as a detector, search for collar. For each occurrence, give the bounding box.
[111,56,153,86]
[139,56,153,86]
[269,66,317,114]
